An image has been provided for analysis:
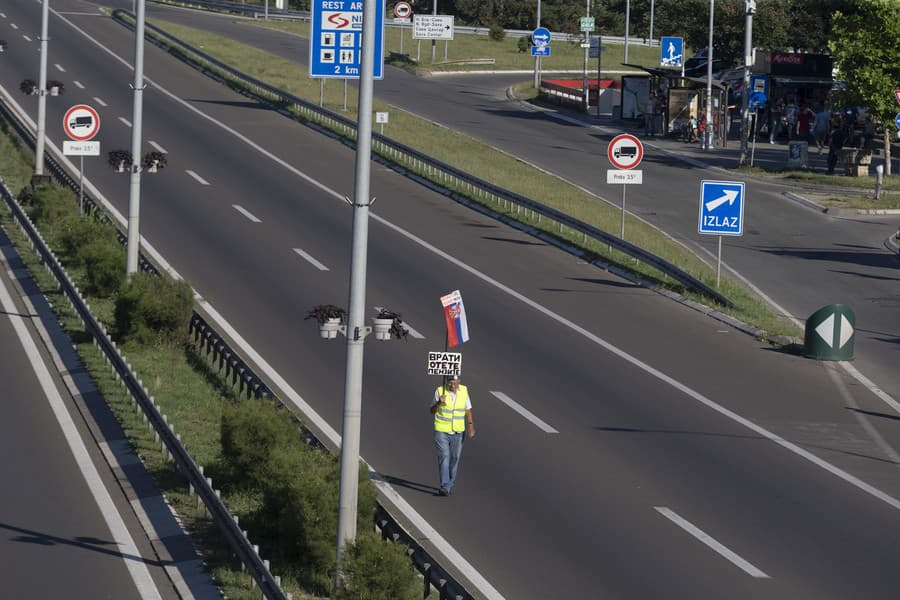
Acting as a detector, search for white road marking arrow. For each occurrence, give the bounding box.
[705,189,739,212]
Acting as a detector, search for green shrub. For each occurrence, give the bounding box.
[81,237,126,297]
[517,36,531,53]
[221,398,303,489]
[334,531,420,600]
[114,272,193,345]
[488,23,505,41]
[57,217,116,266]
[29,184,78,229]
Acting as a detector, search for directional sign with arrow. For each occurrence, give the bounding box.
[698,180,745,236]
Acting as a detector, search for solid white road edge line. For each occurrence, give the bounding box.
[292,247,328,271]
[489,391,558,433]
[186,170,210,186]
[373,305,425,338]
[232,204,260,223]
[0,267,162,599]
[655,507,770,579]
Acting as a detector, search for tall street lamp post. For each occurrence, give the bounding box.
[704,0,715,151]
[738,0,756,166]
[126,0,147,277]
[335,0,377,571]
[34,0,50,177]
[533,0,541,89]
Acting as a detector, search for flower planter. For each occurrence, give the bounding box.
[319,317,342,339]
[372,317,393,341]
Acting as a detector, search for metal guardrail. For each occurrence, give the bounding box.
[116,9,734,309]
[0,83,473,600]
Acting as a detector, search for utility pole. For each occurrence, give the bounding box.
[582,0,589,112]
[624,0,631,64]
[738,1,755,166]
[533,0,541,89]
[335,0,377,572]
[431,0,437,63]
[704,0,715,151]
[34,0,50,177]
[126,0,146,276]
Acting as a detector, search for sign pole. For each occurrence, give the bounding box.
[620,184,626,238]
[343,79,348,111]
[79,156,85,215]
[716,235,723,287]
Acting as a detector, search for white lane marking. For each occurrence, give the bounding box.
[10,23,18,30]
[232,204,260,223]
[54,63,65,72]
[489,391,558,433]
[118,116,132,127]
[292,248,328,271]
[92,96,107,107]
[0,271,163,599]
[0,12,6,18]
[23,34,32,42]
[655,507,770,578]
[185,170,210,186]
[373,306,425,339]
[148,140,167,154]
[73,80,85,89]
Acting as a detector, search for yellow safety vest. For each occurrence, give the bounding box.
[434,384,468,433]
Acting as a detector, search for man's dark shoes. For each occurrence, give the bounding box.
[439,487,451,496]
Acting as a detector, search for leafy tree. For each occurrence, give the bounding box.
[829,0,900,175]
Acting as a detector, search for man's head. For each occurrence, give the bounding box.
[447,375,460,388]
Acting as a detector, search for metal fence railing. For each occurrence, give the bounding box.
[115,9,734,309]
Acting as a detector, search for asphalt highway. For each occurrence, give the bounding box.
[0,230,172,598]
[3,2,900,598]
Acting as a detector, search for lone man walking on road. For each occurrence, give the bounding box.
[431,374,475,496]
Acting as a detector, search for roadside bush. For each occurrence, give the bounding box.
[28,184,78,230]
[57,217,116,266]
[221,398,303,489]
[517,36,531,53]
[114,272,193,345]
[488,23,505,41]
[81,237,126,297]
[333,530,420,600]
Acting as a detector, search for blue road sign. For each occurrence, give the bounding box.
[660,37,683,67]
[749,74,768,110]
[698,180,746,236]
[310,0,385,79]
[531,45,551,57]
[895,113,900,129]
[532,27,551,48]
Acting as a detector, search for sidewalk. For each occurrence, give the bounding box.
[538,102,897,192]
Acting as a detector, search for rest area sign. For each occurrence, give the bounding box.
[698,180,745,236]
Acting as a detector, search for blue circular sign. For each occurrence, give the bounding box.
[532,27,551,47]
[895,113,900,130]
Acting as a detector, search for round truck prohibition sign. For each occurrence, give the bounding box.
[393,1,412,18]
[607,133,643,169]
[63,104,100,142]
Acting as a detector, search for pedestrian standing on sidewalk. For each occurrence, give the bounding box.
[813,104,831,154]
[430,374,475,496]
[827,119,847,175]
[644,93,658,137]
[769,97,785,144]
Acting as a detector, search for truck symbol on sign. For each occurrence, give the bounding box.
[70,115,93,129]
[614,145,637,159]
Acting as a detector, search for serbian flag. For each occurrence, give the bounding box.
[440,289,469,347]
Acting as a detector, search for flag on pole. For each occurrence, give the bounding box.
[440,289,469,347]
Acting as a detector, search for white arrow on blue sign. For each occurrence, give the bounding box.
[532,27,551,47]
[895,113,900,130]
[698,180,746,236]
